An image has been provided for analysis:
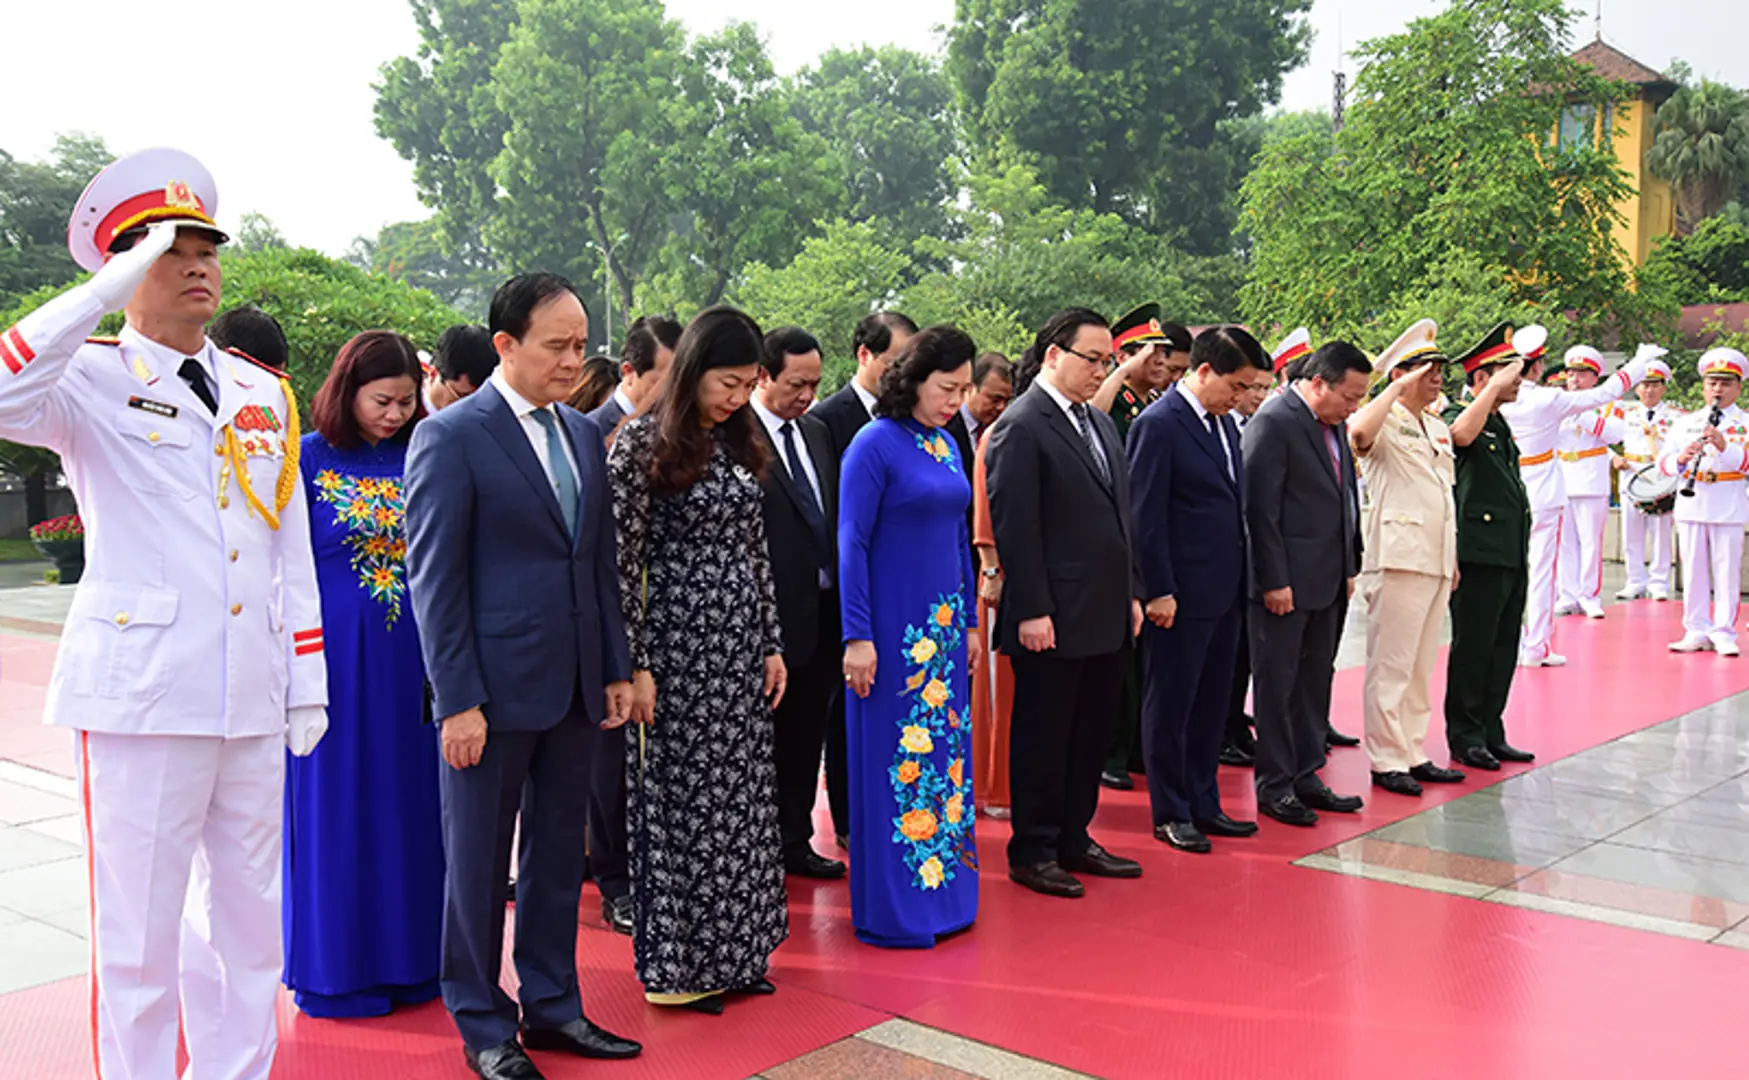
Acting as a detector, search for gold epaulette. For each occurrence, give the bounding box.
[85,336,121,346]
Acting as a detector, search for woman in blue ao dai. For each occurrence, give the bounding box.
[840,326,982,948]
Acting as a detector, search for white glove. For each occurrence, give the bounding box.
[87,221,178,312]
[1631,343,1669,365]
[286,706,329,757]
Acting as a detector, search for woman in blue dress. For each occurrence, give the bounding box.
[284,330,444,1017]
[840,326,981,948]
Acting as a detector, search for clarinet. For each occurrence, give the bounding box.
[1680,405,1725,498]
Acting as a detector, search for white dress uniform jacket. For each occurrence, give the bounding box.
[1659,404,1749,526]
[1558,402,1625,498]
[1658,402,1749,648]
[1502,360,1646,513]
[0,286,326,735]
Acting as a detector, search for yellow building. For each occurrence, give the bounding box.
[1566,40,1678,266]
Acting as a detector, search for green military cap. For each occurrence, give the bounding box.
[1454,321,1521,376]
[1111,303,1168,351]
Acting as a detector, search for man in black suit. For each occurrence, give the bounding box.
[575,313,680,937]
[1242,341,1371,827]
[749,327,847,879]
[1128,327,1266,854]
[807,310,916,845]
[1221,365,1276,767]
[584,315,680,439]
[986,308,1146,899]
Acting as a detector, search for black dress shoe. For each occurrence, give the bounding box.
[1410,762,1466,784]
[1260,796,1318,827]
[1489,742,1535,763]
[1325,726,1360,748]
[1456,746,1501,771]
[1218,743,1256,767]
[521,1018,642,1060]
[600,894,633,936]
[1300,787,1363,813]
[673,995,724,1015]
[1371,771,1423,797]
[1061,841,1143,878]
[784,850,848,879]
[1194,812,1259,838]
[1008,861,1085,898]
[1099,769,1135,791]
[466,1040,545,1080]
[733,978,776,996]
[1154,821,1212,853]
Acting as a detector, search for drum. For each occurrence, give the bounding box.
[1625,464,1679,516]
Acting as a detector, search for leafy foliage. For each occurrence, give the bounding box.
[1639,215,1749,306]
[347,217,497,316]
[0,133,114,311]
[1239,0,1671,346]
[947,0,1311,254]
[1646,77,1749,231]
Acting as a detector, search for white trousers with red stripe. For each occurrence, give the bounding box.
[1622,501,1676,593]
[1676,522,1744,646]
[1520,506,1564,661]
[78,732,283,1080]
[1557,496,1609,608]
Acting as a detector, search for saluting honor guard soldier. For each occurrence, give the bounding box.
[1555,345,1641,619]
[0,150,327,1080]
[1661,348,1749,656]
[1613,357,1683,600]
[1499,326,1651,667]
[1442,324,1534,772]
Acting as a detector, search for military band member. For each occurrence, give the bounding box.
[1499,326,1650,666]
[1661,348,1749,656]
[1555,346,1635,619]
[1442,325,1534,772]
[0,150,326,1079]
[1613,358,1682,600]
[1269,326,1311,393]
[1349,320,1465,796]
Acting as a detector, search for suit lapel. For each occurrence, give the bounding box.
[481,385,569,537]
[560,406,596,552]
[1037,394,1115,498]
[1288,391,1339,492]
[760,423,818,523]
[803,419,838,522]
[1170,393,1232,487]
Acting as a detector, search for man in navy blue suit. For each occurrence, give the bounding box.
[406,274,641,1080]
[1128,327,1269,854]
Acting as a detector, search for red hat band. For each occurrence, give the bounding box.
[94,182,216,253]
[1273,342,1310,374]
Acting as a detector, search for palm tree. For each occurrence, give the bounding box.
[1646,79,1749,232]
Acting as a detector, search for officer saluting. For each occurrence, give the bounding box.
[0,149,327,1080]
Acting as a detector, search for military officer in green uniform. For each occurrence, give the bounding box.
[1442,323,1536,772]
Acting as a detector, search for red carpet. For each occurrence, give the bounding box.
[1,597,1746,1078]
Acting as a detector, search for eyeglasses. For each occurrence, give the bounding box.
[1060,345,1116,371]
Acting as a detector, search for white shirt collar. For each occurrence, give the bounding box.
[123,323,214,378]
[611,385,635,417]
[1176,379,1213,423]
[961,403,982,438]
[1037,373,1080,421]
[851,378,878,416]
[751,394,789,441]
[491,369,545,419]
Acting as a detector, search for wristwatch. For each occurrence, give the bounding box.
[981,567,1001,579]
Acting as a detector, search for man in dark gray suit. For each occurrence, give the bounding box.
[1241,341,1371,827]
[407,274,641,1080]
[585,314,680,440]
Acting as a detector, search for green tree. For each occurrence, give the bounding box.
[1639,214,1749,305]
[790,46,957,254]
[639,24,846,312]
[731,219,914,387]
[230,211,289,254]
[1646,78,1749,231]
[0,133,114,310]
[947,0,1310,254]
[348,217,497,315]
[1239,0,1669,345]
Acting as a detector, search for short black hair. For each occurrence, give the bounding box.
[1301,341,1373,385]
[761,326,823,378]
[1033,307,1110,360]
[622,315,683,376]
[1190,326,1269,376]
[972,351,1012,387]
[488,272,588,341]
[874,326,978,419]
[853,311,919,358]
[433,324,499,386]
[209,307,290,372]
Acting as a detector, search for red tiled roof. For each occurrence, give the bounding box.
[1572,40,1671,87]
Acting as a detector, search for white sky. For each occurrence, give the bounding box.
[1,0,1740,257]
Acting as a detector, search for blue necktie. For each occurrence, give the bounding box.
[531,408,579,537]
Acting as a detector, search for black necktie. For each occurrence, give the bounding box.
[179,358,218,415]
[781,422,832,585]
[1070,402,1111,484]
[1205,413,1230,478]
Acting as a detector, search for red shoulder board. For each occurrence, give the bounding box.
[85,336,121,346]
[226,346,287,378]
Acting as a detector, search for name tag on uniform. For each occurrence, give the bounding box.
[128,396,178,419]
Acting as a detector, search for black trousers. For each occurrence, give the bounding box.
[1444,561,1528,753]
[1006,647,1127,868]
[773,635,841,858]
[1103,647,1146,776]
[584,723,627,901]
[1225,608,1254,747]
[439,702,592,1052]
[1142,605,1241,825]
[1250,598,1343,805]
